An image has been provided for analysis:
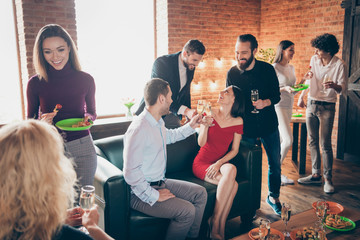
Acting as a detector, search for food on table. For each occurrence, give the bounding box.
[250,230,260,239]
[53,104,62,113]
[325,214,352,229]
[295,227,317,240]
[249,229,281,240]
[72,119,92,128]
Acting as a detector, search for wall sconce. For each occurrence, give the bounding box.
[198,61,205,69]
[210,80,217,89]
[193,81,201,90]
[215,58,223,68]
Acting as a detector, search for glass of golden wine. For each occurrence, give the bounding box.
[281,202,291,237]
[251,89,259,114]
[204,102,212,116]
[197,100,206,115]
[79,185,95,234]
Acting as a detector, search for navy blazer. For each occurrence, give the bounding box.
[135,52,195,117]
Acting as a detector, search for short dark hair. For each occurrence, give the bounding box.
[274,40,295,63]
[183,39,206,55]
[237,34,258,51]
[144,78,170,107]
[311,33,339,56]
[230,85,245,118]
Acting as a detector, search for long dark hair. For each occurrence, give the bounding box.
[274,40,294,63]
[230,85,245,118]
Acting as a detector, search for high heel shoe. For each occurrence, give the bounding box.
[207,218,223,240]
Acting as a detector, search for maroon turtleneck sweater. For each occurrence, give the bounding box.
[27,62,96,142]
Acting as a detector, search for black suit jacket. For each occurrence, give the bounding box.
[135,52,195,117]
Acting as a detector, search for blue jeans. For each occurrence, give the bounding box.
[306,100,335,180]
[243,130,281,199]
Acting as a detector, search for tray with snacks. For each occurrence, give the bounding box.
[290,227,327,240]
[324,214,356,231]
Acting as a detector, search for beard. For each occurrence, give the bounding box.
[183,59,195,71]
[237,52,254,70]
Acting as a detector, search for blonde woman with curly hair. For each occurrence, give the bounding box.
[0,120,113,240]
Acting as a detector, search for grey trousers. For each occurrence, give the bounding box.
[65,135,97,187]
[130,179,207,240]
[306,100,336,179]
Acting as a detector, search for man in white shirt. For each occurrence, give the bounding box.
[297,33,347,194]
[123,78,207,240]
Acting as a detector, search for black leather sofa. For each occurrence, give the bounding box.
[93,132,262,240]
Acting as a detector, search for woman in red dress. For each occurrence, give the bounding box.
[193,85,244,240]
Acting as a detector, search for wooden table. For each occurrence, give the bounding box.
[230,207,360,240]
[291,116,307,175]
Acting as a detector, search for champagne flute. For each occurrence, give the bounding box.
[281,202,291,237]
[204,102,212,116]
[79,185,95,234]
[259,218,270,240]
[314,221,326,240]
[321,74,332,93]
[316,200,327,228]
[251,89,259,114]
[197,100,206,115]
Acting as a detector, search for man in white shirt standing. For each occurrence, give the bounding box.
[297,33,347,194]
[123,78,207,240]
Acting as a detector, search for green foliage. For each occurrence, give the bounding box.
[256,48,276,64]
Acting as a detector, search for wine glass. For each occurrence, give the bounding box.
[314,221,326,240]
[281,202,291,237]
[197,100,206,115]
[316,200,327,228]
[251,89,259,114]
[204,102,212,116]
[321,74,332,93]
[79,185,95,233]
[259,218,270,240]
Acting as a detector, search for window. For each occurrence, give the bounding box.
[0,1,22,124]
[75,0,155,117]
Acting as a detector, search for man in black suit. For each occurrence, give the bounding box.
[135,39,206,128]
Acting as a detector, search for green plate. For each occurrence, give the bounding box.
[292,84,309,91]
[292,113,303,117]
[55,118,93,131]
[325,216,356,231]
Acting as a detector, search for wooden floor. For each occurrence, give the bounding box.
[225,148,360,239]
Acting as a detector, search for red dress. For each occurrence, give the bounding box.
[192,119,243,180]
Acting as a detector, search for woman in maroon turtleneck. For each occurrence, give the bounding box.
[27,24,97,190]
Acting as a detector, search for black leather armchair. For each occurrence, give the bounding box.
[93,133,262,240]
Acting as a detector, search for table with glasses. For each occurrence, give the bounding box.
[230,206,360,240]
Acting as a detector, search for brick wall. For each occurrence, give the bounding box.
[259,0,344,150]
[162,0,261,106]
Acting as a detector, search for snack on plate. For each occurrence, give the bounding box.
[267,234,281,240]
[72,119,92,128]
[325,214,352,229]
[293,84,303,89]
[250,230,260,239]
[53,104,62,113]
[295,227,317,240]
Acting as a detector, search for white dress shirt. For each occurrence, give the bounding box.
[177,53,188,115]
[306,55,347,103]
[123,108,196,206]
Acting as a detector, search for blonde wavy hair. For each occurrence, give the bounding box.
[33,24,81,81]
[0,120,77,240]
